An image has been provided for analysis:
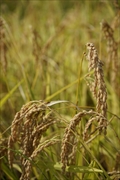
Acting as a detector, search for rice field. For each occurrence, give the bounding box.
[0,1,120,180]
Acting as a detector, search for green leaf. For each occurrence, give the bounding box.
[1,161,18,180]
[68,165,103,173]
[54,163,103,173]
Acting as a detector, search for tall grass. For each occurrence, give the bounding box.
[0,1,120,180]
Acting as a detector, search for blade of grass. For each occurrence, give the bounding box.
[76,51,85,106]
[46,70,94,101]
[0,79,24,108]
[1,161,18,180]
[79,139,112,180]
[54,163,103,173]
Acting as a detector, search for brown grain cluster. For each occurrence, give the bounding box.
[61,110,93,173]
[101,19,120,96]
[8,101,59,180]
[85,43,107,132]
[0,16,7,74]
[61,110,107,174]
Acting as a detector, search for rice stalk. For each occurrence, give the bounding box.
[85,43,107,134]
[8,100,59,180]
[0,16,7,74]
[61,110,107,174]
[101,19,120,96]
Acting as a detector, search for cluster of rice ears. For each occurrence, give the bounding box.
[0,1,120,180]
